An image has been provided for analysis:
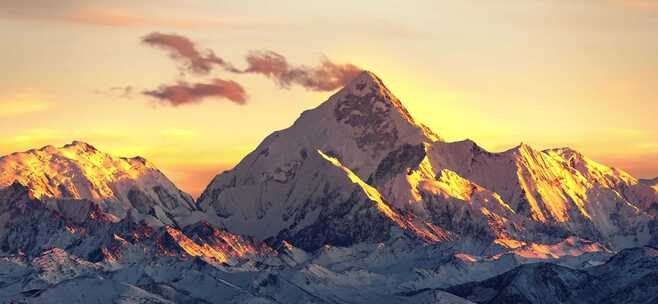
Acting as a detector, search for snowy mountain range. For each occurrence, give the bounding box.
[0,71,656,303]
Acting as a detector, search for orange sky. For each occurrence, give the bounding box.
[1,0,657,197]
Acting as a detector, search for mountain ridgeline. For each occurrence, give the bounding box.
[0,71,656,303]
[198,71,658,251]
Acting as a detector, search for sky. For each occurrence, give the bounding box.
[1,0,657,197]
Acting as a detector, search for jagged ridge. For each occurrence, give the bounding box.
[0,141,196,226]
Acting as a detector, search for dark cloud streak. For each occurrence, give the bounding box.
[143,79,247,106]
[243,50,362,91]
[141,32,238,75]
[141,32,361,106]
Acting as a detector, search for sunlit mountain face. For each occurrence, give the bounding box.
[2,1,658,302]
[3,1,658,201]
[0,72,656,303]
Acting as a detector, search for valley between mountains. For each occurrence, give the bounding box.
[0,71,657,303]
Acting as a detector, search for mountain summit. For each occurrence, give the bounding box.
[0,141,196,226]
[199,71,658,251]
[203,70,438,185]
[197,71,447,245]
[328,70,440,159]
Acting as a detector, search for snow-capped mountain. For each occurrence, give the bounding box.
[0,71,657,303]
[0,180,272,262]
[198,71,448,248]
[0,141,196,226]
[0,177,281,302]
[391,140,658,249]
[467,143,654,247]
[199,70,657,253]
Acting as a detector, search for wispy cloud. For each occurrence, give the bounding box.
[242,51,362,91]
[141,32,361,90]
[143,79,247,106]
[141,32,238,75]
[140,32,362,105]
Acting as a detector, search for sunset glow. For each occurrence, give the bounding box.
[1,1,656,197]
[2,3,658,302]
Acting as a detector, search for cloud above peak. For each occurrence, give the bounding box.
[143,79,247,106]
[243,51,362,91]
[142,32,237,75]
[140,32,362,106]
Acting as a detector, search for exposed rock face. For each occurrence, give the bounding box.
[331,72,437,155]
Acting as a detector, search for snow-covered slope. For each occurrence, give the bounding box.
[370,143,526,247]
[448,262,598,304]
[200,147,451,250]
[0,181,274,266]
[199,71,438,187]
[446,246,658,304]
[198,71,438,204]
[199,70,657,253]
[0,180,282,303]
[0,141,196,226]
[198,71,445,245]
[426,140,657,248]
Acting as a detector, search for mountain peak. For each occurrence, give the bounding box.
[327,70,440,145]
[0,141,196,226]
[343,70,386,92]
[198,71,444,237]
[201,70,440,180]
[512,142,533,152]
[64,140,98,151]
[332,70,416,122]
[312,70,441,173]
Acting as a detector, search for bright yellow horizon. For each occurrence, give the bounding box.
[1,1,657,197]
